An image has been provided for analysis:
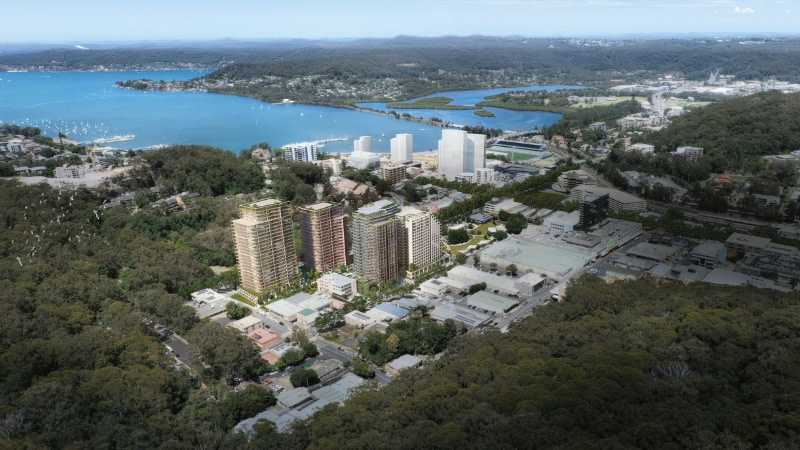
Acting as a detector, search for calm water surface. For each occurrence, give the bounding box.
[0,71,571,154]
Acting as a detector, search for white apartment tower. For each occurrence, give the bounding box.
[390,133,413,162]
[437,129,486,181]
[397,207,444,279]
[353,136,372,153]
[282,142,319,162]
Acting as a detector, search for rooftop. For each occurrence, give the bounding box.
[626,242,679,261]
[266,300,303,318]
[373,303,409,319]
[430,303,491,329]
[481,238,591,277]
[726,232,771,250]
[302,202,334,211]
[228,315,262,332]
[319,272,356,285]
[387,354,423,371]
[467,290,519,314]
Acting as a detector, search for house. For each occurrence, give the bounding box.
[228,315,263,334]
[247,328,283,349]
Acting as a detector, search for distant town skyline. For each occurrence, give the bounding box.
[3,1,798,44]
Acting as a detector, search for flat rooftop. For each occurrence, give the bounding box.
[303,202,334,211]
[482,237,591,277]
[726,232,771,250]
[430,303,491,329]
[467,290,519,314]
[626,242,679,261]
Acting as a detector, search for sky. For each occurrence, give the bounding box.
[3,0,798,43]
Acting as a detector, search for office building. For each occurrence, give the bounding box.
[437,129,486,181]
[574,191,609,229]
[232,199,297,299]
[298,202,348,273]
[282,142,319,162]
[570,186,646,214]
[556,170,596,192]
[390,133,413,162]
[351,200,402,282]
[397,207,444,279]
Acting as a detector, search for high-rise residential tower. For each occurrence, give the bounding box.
[437,129,486,181]
[351,199,402,283]
[298,202,348,273]
[390,133,413,162]
[232,199,297,299]
[353,136,372,153]
[397,207,444,280]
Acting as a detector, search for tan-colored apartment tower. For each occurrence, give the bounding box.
[298,202,348,272]
[232,199,297,299]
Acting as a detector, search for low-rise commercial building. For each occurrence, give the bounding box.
[384,354,422,377]
[466,291,519,314]
[265,300,303,322]
[626,242,680,263]
[690,240,727,268]
[317,273,358,299]
[419,278,449,297]
[189,288,229,319]
[371,303,409,321]
[447,265,521,296]
[543,211,580,232]
[344,310,378,328]
[430,304,491,330]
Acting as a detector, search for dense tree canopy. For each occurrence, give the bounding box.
[254,277,800,449]
[646,91,800,170]
[141,145,265,196]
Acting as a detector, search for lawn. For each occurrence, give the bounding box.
[449,221,498,253]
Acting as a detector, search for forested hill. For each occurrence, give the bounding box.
[646,91,800,160]
[251,276,800,449]
[5,36,800,81]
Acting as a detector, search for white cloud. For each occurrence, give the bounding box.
[732,6,755,14]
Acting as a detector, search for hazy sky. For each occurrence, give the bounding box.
[4,0,797,43]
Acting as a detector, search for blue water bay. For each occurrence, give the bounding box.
[0,71,570,154]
